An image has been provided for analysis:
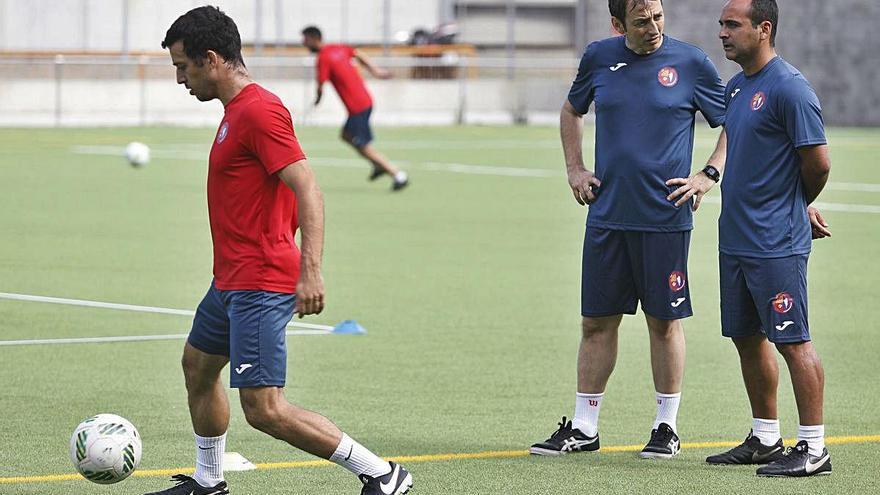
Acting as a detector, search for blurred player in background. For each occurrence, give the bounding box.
[530,0,727,459]
[689,0,833,477]
[302,26,409,191]
[147,6,412,495]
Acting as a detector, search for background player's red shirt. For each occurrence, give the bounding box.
[317,44,373,115]
[208,83,306,293]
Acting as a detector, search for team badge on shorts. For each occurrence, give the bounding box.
[751,92,767,111]
[658,67,679,87]
[772,292,794,313]
[217,121,230,143]
[668,271,686,292]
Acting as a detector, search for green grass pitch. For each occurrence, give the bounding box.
[0,124,878,494]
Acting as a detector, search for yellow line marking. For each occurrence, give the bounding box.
[826,434,880,444]
[3,434,879,484]
[0,474,84,484]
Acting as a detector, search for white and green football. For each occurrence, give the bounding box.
[69,413,142,484]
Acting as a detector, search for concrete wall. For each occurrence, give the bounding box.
[456,1,577,46]
[581,0,880,125]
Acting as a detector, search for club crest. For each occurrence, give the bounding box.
[751,91,767,111]
[216,121,230,143]
[668,271,686,291]
[658,67,679,87]
[772,292,794,313]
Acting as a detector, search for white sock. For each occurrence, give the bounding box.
[653,392,681,432]
[752,418,782,447]
[572,392,602,437]
[330,433,391,478]
[394,171,408,182]
[797,424,826,457]
[193,432,225,488]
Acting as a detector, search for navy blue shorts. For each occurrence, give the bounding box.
[343,107,374,148]
[720,253,810,344]
[581,228,692,320]
[188,281,296,388]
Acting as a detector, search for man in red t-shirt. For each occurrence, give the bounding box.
[149,7,412,495]
[302,26,409,191]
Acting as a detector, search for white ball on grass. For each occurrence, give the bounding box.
[124,142,150,167]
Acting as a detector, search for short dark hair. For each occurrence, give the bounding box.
[301,26,322,40]
[161,6,245,68]
[748,0,778,46]
[608,0,663,27]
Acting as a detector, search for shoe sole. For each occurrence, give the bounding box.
[639,450,679,459]
[529,447,565,456]
[756,471,832,478]
[396,473,414,494]
[529,447,598,456]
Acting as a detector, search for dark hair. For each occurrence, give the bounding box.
[301,26,323,40]
[161,6,245,68]
[608,0,663,27]
[748,0,778,46]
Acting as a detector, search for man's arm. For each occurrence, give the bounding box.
[314,54,328,106]
[314,83,323,106]
[798,144,832,239]
[353,49,392,79]
[799,144,830,204]
[666,128,727,210]
[561,100,601,206]
[277,160,326,317]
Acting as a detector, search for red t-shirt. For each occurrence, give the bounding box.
[207,83,306,293]
[317,44,373,115]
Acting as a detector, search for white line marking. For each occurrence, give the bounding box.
[306,140,563,150]
[0,328,331,347]
[824,182,880,193]
[700,196,880,214]
[0,292,334,332]
[811,200,880,214]
[421,161,557,178]
[71,143,880,187]
[70,135,880,152]
[70,145,880,212]
[71,145,206,161]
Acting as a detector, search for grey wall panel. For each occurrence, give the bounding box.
[579,0,880,125]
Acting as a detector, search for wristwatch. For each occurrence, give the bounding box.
[701,164,721,183]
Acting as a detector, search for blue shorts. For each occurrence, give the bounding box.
[581,228,692,320]
[343,107,374,148]
[188,281,296,388]
[720,253,810,344]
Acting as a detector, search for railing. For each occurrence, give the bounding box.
[0,52,582,127]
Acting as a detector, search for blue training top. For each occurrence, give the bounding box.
[721,56,826,258]
[568,35,726,232]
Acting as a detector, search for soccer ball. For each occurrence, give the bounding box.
[124,141,150,167]
[69,414,142,484]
